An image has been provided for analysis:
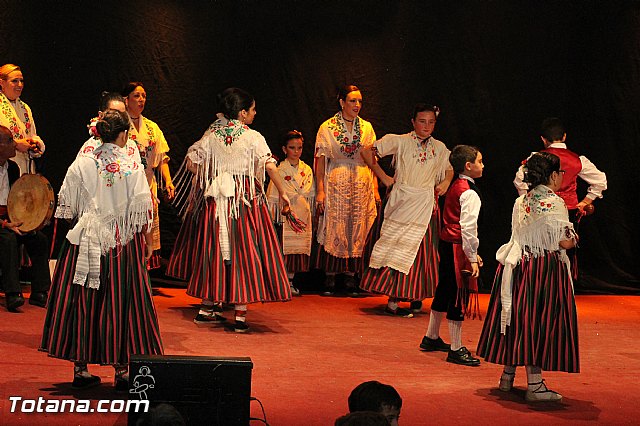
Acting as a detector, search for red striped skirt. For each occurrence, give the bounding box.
[166,208,201,281]
[185,190,291,304]
[285,254,310,273]
[40,234,164,365]
[476,250,579,372]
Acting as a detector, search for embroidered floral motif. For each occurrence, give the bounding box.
[327,112,361,158]
[94,146,139,187]
[522,186,559,219]
[128,116,158,168]
[284,175,292,181]
[0,93,31,140]
[209,119,248,147]
[412,134,436,165]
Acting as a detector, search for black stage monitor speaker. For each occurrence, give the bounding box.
[127,354,253,426]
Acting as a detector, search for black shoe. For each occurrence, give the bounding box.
[234,321,249,333]
[6,293,25,312]
[410,300,423,313]
[346,287,366,298]
[194,313,227,324]
[29,292,48,308]
[419,336,451,352]
[72,375,101,389]
[384,307,414,318]
[446,346,481,366]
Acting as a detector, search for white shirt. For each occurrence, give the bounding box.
[513,143,607,199]
[459,174,481,263]
[0,161,9,205]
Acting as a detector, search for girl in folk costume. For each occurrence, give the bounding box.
[123,82,175,269]
[0,64,45,175]
[40,110,163,390]
[360,104,453,317]
[266,130,315,296]
[314,85,378,294]
[476,152,579,402]
[171,88,291,333]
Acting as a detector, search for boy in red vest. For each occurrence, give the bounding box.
[514,117,607,279]
[514,117,606,215]
[419,145,483,366]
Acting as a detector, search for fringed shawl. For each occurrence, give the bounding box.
[172,117,275,260]
[266,159,315,255]
[0,92,44,174]
[56,142,153,289]
[496,185,577,333]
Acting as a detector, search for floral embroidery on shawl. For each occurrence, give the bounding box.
[327,112,361,158]
[412,134,437,165]
[0,93,31,140]
[92,144,139,187]
[211,119,248,146]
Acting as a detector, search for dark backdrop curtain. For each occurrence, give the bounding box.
[1,0,638,293]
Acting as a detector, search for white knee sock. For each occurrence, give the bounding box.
[526,365,542,386]
[235,304,247,322]
[448,320,463,351]
[426,310,445,339]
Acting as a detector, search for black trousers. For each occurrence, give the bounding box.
[430,240,466,321]
[0,227,51,294]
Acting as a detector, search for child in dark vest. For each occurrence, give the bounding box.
[419,145,484,366]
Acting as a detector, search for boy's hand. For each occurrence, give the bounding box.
[476,255,483,268]
[470,262,480,278]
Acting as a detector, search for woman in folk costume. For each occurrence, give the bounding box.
[0,64,45,175]
[314,85,378,294]
[360,104,453,317]
[476,152,579,402]
[40,110,163,390]
[266,130,315,296]
[123,82,175,270]
[172,87,291,333]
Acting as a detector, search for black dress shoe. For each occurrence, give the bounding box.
[29,292,48,308]
[6,293,25,312]
[419,336,451,352]
[446,346,481,366]
[72,375,101,389]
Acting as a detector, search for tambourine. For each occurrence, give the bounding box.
[7,174,55,232]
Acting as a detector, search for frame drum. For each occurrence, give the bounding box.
[7,174,55,232]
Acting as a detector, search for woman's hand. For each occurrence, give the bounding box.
[280,193,291,210]
[14,138,31,153]
[316,190,325,214]
[164,181,175,200]
[380,175,395,188]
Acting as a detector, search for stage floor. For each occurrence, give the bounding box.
[1,287,638,425]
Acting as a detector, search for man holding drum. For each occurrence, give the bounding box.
[0,125,50,311]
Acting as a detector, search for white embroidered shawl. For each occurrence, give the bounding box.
[0,92,44,174]
[174,117,275,260]
[266,159,315,255]
[56,142,153,289]
[496,185,577,333]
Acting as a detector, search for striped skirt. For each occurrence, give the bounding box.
[185,194,291,304]
[476,251,579,373]
[285,254,310,274]
[359,221,439,300]
[40,234,164,365]
[166,208,200,281]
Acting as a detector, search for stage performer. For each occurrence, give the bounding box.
[513,117,606,279]
[419,145,484,367]
[314,84,378,295]
[0,64,45,175]
[360,104,452,317]
[477,152,578,402]
[80,92,140,161]
[40,110,163,390]
[266,130,315,296]
[0,125,51,311]
[171,87,291,332]
[123,82,175,269]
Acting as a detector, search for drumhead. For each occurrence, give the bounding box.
[7,174,55,232]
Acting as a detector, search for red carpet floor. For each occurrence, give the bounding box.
[0,288,638,425]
